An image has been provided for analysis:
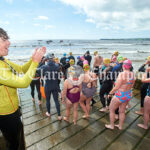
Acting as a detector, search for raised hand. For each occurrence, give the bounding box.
[32,46,46,63]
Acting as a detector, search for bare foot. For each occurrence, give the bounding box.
[45,112,51,117]
[105,124,114,130]
[39,100,42,105]
[73,120,77,125]
[115,124,122,130]
[32,98,35,103]
[99,107,108,112]
[82,114,89,119]
[63,117,70,123]
[137,124,148,130]
[58,116,62,121]
[135,111,144,115]
[126,104,131,109]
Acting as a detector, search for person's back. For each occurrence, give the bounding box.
[84,54,92,65]
[117,71,135,92]
[94,55,103,67]
[68,55,75,62]
[39,60,59,90]
[60,56,66,66]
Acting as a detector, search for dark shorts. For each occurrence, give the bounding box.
[94,66,99,75]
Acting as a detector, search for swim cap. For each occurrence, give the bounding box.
[112,56,117,63]
[103,58,110,65]
[86,50,90,54]
[94,51,98,55]
[69,52,72,55]
[83,60,88,65]
[147,56,150,61]
[114,51,119,56]
[123,59,132,69]
[77,56,80,59]
[66,58,69,62]
[67,65,84,85]
[46,53,54,60]
[54,57,59,63]
[117,55,124,62]
[55,57,59,61]
[123,57,127,61]
[80,56,85,60]
[83,64,90,71]
[69,59,75,65]
[63,53,66,56]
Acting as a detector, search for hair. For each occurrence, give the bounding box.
[0,28,9,40]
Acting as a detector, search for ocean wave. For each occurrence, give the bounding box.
[137,50,150,53]
[135,44,150,46]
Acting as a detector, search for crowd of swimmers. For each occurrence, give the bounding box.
[30,50,150,130]
[0,27,150,150]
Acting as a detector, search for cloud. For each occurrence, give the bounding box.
[59,0,150,31]
[5,0,13,4]
[35,16,49,20]
[0,20,10,25]
[33,23,40,26]
[44,25,55,29]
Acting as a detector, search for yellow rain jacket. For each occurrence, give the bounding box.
[0,58,38,115]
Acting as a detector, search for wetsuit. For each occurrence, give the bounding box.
[68,55,75,63]
[99,66,114,107]
[84,54,92,65]
[38,60,61,116]
[60,56,66,66]
[138,64,150,107]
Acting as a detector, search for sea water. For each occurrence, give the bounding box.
[7,39,150,71]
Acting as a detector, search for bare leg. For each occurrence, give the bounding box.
[79,93,88,117]
[86,97,92,116]
[137,96,150,129]
[64,99,72,122]
[105,96,121,129]
[115,101,128,130]
[73,102,79,125]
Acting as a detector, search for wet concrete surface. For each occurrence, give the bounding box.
[0,88,150,150]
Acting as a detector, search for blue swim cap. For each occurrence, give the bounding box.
[64,53,66,56]
[77,56,80,59]
[66,58,69,62]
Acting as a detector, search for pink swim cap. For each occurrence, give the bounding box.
[123,59,132,69]
[83,60,88,65]
[80,56,85,60]
[112,56,117,63]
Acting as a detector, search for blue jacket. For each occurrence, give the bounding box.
[37,61,60,90]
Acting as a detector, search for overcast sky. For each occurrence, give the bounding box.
[1,0,150,40]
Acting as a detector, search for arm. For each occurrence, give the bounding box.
[142,73,150,83]
[62,80,68,101]
[93,56,96,68]
[5,58,32,73]
[0,61,39,88]
[109,73,123,95]
[138,64,146,72]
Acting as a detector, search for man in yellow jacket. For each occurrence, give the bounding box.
[0,28,46,150]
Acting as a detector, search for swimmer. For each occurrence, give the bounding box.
[105,59,135,130]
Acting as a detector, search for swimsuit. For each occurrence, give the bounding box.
[66,85,80,103]
[94,66,99,75]
[147,83,150,97]
[115,77,133,103]
[115,90,132,103]
[82,82,96,98]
